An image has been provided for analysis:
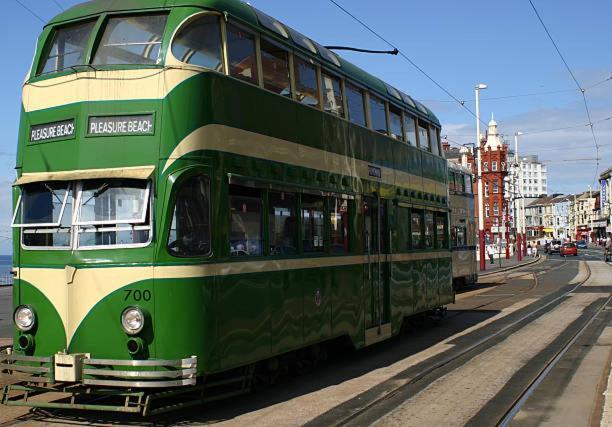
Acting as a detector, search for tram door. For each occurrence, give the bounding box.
[364,194,391,344]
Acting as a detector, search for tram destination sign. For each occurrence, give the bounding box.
[88,114,154,137]
[30,119,75,143]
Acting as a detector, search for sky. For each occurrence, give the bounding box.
[0,0,610,254]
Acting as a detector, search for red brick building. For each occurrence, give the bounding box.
[463,117,509,244]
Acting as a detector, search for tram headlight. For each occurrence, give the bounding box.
[121,306,144,335]
[14,305,35,331]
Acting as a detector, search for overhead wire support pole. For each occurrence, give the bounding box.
[475,84,487,271]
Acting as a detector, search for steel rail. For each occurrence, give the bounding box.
[328,262,592,426]
[497,292,612,426]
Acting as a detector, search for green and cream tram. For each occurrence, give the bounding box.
[448,162,477,288]
[2,0,452,414]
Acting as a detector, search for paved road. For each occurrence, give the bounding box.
[0,257,610,426]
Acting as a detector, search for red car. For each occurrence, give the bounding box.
[560,242,578,257]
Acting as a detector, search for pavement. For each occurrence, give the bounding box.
[479,253,541,276]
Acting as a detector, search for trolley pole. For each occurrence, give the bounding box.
[475,83,487,271]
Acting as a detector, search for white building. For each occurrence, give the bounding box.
[508,154,548,198]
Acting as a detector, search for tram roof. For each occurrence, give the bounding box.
[48,0,440,126]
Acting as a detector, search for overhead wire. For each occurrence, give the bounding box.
[14,0,45,23]
[52,0,65,11]
[327,0,488,128]
[527,0,601,185]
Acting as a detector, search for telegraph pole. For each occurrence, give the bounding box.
[475,83,487,271]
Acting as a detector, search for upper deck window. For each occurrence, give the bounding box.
[287,27,317,54]
[294,57,320,108]
[252,8,289,39]
[227,24,258,85]
[346,83,366,127]
[389,105,403,141]
[369,95,387,134]
[260,39,291,96]
[92,14,167,65]
[417,120,430,151]
[171,15,223,71]
[322,73,344,116]
[38,21,95,75]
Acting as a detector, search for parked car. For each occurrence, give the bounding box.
[576,240,588,249]
[560,242,578,257]
[546,240,562,254]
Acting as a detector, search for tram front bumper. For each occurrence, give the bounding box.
[0,348,197,388]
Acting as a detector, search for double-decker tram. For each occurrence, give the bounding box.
[448,162,477,288]
[2,0,452,415]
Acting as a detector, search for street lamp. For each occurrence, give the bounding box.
[514,131,527,257]
[504,175,522,261]
[475,83,487,271]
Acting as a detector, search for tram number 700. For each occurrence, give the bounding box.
[124,289,152,302]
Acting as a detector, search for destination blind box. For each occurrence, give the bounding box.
[88,114,155,136]
[30,119,75,143]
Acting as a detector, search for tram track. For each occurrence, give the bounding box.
[308,261,594,427]
[497,292,612,426]
[448,257,567,319]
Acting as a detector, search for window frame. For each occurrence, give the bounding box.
[229,184,265,258]
[259,36,292,97]
[75,180,154,250]
[293,54,322,109]
[90,12,169,67]
[167,11,225,73]
[37,19,98,76]
[368,93,388,135]
[345,80,368,128]
[321,69,345,117]
[225,21,260,86]
[12,183,72,228]
[166,173,212,258]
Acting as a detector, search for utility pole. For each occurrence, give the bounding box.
[589,185,593,244]
[475,83,487,271]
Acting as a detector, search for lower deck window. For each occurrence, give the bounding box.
[411,210,423,249]
[230,185,263,256]
[168,175,211,257]
[436,212,447,249]
[269,191,297,255]
[330,198,348,253]
[302,194,325,253]
[424,211,435,249]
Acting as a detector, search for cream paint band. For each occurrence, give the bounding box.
[22,68,201,113]
[15,251,450,346]
[14,165,155,186]
[163,124,447,197]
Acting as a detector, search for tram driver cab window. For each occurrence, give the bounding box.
[168,175,211,257]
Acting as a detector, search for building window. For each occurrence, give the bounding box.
[229,185,263,256]
[493,181,499,194]
[493,203,499,216]
[492,161,498,171]
[260,39,291,96]
[321,73,344,116]
[483,161,489,171]
[484,181,489,195]
[485,204,490,218]
[294,57,320,107]
[268,191,297,255]
[226,24,258,85]
[346,83,366,127]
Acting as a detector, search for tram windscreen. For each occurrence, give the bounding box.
[78,179,149,225]
[38,21,96,74]
[13,182,71,226]
[92,14,167,65]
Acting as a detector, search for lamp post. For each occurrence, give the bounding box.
[514,131,527,257]
[505,175,521,261]
[475,83,487,270]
